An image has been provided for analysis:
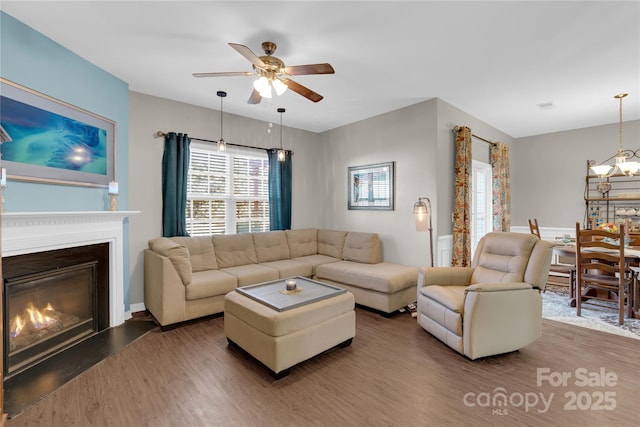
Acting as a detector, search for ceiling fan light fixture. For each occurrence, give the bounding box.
[260,86,273,98]
[253,76,269,92]
[195,42,333,104]
[272,78,288,96]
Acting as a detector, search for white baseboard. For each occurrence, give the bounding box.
[125,302,147,320]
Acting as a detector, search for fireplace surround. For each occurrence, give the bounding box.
[2,211,138,329]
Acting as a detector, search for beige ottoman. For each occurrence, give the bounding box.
[224,286,355,379]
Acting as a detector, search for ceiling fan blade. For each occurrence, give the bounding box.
[247,89,262,105]
[229,43,266,68]
[193,71,255,78]
[284,63,335,76]
[281,78,324,103]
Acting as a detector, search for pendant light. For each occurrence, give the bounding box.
[590,93,639,177]
[277,107,286,162]
[217,91,227,152]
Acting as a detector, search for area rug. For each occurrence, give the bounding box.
[542,285,640,339]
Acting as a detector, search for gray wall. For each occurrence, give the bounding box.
[511,120,640,229]
[319,99,438,267]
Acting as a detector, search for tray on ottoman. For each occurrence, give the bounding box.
[235,276,346,312]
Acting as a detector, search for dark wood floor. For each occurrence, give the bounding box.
[5,308,639,427]
[4,314,157,417]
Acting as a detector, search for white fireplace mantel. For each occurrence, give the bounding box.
[2,211,139,327]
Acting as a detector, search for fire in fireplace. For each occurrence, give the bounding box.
[3,243,110,379]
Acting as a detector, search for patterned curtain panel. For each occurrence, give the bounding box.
[162,132,190,237]
[491,142,511,232]
[452,126,472,267]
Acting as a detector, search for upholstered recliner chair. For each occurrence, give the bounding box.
[417,232,553,360]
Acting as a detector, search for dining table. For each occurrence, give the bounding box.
[552,243,640,319]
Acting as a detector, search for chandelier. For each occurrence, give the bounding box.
[589,93,639,178]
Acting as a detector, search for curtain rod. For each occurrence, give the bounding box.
[155,131,291,154]
[453,126,497,147]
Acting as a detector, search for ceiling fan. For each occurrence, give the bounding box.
[193,41,334,104]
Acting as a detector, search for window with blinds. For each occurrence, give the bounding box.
[186,144,270,236]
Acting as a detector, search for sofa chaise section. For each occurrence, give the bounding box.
[315,232,419,314]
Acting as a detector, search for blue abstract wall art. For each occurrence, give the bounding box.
[0,78,115,187]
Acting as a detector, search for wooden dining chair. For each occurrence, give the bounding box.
[574,222,633,325]
[528,218,576,293]
[528,218,541,238]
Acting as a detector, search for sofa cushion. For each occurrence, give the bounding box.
[252,231,290,263]
[259,259,313,278]
[212,234,258,268]
[286,229,318,258]
[185,270,238,301]
[149,237,192,285]
[169,236,218,271]
[316,261,418,294]
[292,254,341,276]
[342,232,382,264]
[318,230,347,259]
[221,264,279,287]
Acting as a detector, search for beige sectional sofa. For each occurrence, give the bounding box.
[144,229,418,328]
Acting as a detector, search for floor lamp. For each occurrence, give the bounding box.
[413,197,434,267]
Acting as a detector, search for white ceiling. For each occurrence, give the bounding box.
[2,1,639,138]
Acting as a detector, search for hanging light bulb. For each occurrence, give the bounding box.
[277,107,286,162]
[217,91,227,152]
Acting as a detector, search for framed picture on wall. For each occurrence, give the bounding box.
[347,161,395,210]
[0,78,116,187]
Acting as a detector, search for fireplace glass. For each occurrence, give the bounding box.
[4,261,98,377]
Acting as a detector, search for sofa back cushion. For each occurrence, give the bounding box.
[317,230,348,259]
[286,228,318,258]
[342,232,382,264]
[149,238,192,285]
[252,231,290,262]
[169,236,218,271]
[212,234,258,268]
